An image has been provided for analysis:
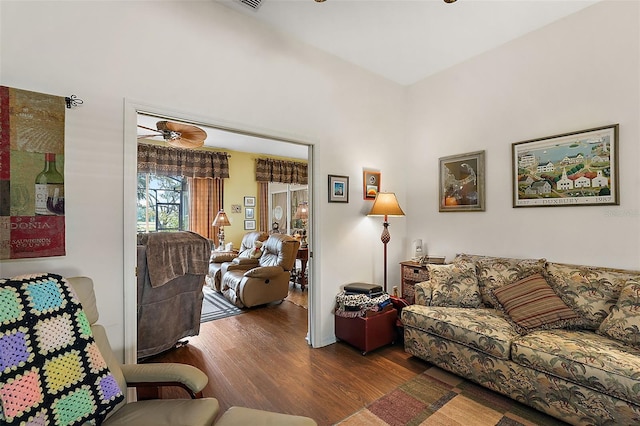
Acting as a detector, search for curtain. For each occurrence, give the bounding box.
[255,158,307,185]
[258,182,269,232]
[188,178,223,242]
[138,143,230,178]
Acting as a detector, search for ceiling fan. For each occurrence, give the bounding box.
[137,121,208,149]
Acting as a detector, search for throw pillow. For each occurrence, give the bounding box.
[490,273,583,335]
[427,259,481,308]
[476,256,547,307]
[544,262,639,330]
[249,240,263,259]
[0,273,124,425]
[597,280,640,347]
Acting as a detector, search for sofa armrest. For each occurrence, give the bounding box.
[414,280,433,306]
[244,266,284,278]
[121,363,208,398]
[232,257,260,266]
[210,251,237,263]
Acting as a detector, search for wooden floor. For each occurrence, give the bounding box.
[145,288,428,425]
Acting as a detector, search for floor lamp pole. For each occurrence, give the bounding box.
[380,215,391,292]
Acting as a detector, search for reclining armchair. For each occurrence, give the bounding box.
[221,233,300,308]
[65,276,316,426]
[137,231,210,359]
[207,231,268,292]
[0,273,315,425]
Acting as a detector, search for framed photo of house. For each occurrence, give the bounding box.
[512,124,619,208]
[439,150,485,212]
[363,170,381,200]
[328,174,349,203]
[245,207,254,219]
[244,220,256,230]
[244,196,256,207]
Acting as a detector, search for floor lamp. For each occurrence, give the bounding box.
[212,210,231,251]
[367,192,405,292]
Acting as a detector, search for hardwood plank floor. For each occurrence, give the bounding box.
[144,296,428,425]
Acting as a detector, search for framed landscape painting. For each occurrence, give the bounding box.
[439,150,485,212]
[512,124,619,208]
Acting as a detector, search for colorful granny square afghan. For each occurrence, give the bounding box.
[0,273,124,425]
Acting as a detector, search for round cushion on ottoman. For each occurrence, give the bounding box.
[216,407,317,426]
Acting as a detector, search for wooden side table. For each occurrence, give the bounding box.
[294,247,309,290]
[399,261,430,304]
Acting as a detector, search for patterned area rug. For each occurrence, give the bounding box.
[336,366,568,426]
[201,286,244,322]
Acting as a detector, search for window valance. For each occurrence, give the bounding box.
[256,158,308,185]
[138,143,230,178]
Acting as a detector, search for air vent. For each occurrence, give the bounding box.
[235,0,262,10]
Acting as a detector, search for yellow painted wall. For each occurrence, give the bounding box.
[221,150,307,249]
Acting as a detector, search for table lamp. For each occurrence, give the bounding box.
[367,192,405,292]
[294,202,309,248]
[212,210,231,251]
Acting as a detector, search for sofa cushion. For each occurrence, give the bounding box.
[427,260,481,308]
[544,262,640,330]
[511,329,640,405]
[457,254,546,307]
[0,273,124,425]
[401,305,519,360]
[490,274,583,335]
[598,280,640,347]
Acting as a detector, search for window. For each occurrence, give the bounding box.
[137,173,189,232]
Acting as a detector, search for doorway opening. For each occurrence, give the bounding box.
[123,102,315,365]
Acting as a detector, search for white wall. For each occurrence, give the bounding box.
[0,1,407,354]
[406,0,640,270]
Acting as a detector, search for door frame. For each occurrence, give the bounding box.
[123,99,316,365]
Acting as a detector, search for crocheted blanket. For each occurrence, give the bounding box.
[0,273,124,425]
[335,291,391,318]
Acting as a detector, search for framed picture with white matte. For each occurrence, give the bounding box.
[328,174,349,203]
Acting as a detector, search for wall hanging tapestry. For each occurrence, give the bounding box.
[0,86,66,259]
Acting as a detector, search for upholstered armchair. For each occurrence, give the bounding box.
[66,276,316,426]
[64,276,219,426]
[221,233,300,308]
[207,231,268,292]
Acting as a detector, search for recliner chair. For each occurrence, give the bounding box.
[207,231,268,292]
[221,233,300,308]
[67,276,316,426]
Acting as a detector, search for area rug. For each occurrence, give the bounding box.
[335,366,568,426]
[201,286,244,322]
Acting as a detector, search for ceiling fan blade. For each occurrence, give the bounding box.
[156,121,207,148]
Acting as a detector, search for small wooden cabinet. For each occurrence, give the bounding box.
[335,308,397,355]
[399,261,431,304]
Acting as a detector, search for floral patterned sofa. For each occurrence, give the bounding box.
[402,254,640,425]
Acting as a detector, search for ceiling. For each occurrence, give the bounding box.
[215,0,599,86]
[138,0,599,158]
[137,113,309,159]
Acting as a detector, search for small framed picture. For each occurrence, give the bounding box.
[439,150,486,212]
[328,174,349,203]
[244,196,256,207]
[244,220,256,230]
[245,207,254,219]
[363,170,381,200]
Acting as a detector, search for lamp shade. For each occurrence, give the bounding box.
[367,192,405,217]
[212,210,231,227]
[294,202,309,220]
